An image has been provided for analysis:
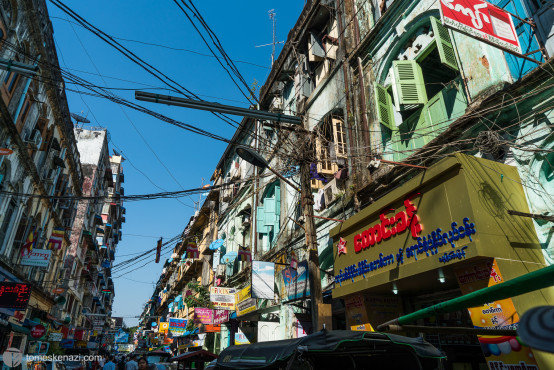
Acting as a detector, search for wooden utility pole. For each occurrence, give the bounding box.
[300,158,323,331]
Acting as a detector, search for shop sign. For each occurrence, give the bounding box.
[344,296,373,331]
[0,283,32,309]
[456,260,538,369]
[194,308,213,324]
[60,339,74,348]
[336,215,477,286]
[236,298,256,317]
[52,288,65,294]
[212,309,229,325]
[234,329,251,345]
[236,285,251,303]
[168,318,187,337]
[158,322,169,334]
[213,250,221,271]
[28,341,49,354]
[48,332,63,341]
[282,261,310,301]
[210,287,236,310]
[0,148,13,155]
[252,261,275,299]
[31,324,46,338]
[439,0,521,54]
[21,249,52,268]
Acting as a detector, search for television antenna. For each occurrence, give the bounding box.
[255,10,284,66]
[70,111,90,127]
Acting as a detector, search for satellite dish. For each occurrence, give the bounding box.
[70,112,90,123]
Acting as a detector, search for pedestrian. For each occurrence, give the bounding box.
[103,355,116,370]
[137,357,150,370]
[125,354,138,370]
[117,356,126,370]
[98,355,106,369]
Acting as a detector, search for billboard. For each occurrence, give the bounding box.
[168,318,187,337]
[252,261,275,299]
[282,261,310,301]
[439,0,521,54]
[210,287,236,310]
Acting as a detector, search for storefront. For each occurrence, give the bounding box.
[331,154,554,370]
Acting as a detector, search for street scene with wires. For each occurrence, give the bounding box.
[0,0,553,369]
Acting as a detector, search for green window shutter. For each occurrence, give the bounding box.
[275,185,281,216]
[374,83,394,129]
[430,17,459,71]
[256,206,266,233]
[392,60,427,110]
[264,198,276,226]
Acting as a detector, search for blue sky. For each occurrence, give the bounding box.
[47,1,304,327]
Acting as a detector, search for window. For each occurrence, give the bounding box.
[315,115,347,176]
[0,198,15,250]
[374,17,467,162]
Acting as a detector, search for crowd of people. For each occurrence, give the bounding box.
[87,354,154,370]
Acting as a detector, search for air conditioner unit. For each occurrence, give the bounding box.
[216,264,226,278]
[322,178,339,206]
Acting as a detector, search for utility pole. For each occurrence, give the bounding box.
[300,158,323,331]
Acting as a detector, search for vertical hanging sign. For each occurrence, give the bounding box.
[155,238,162,263]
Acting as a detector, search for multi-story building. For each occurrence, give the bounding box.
[142,0,554,368]
[0,0,83,354]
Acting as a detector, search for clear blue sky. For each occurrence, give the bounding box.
[47,1,304,327]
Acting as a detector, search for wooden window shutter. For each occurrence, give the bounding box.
[256,206,266,233]
[316,137,335,175]
[430,17,459,71]
[309,32,325,62]
[264,198,276,226]
[374,83,394,129]
[332,117,347,158]
[391,60,427,110]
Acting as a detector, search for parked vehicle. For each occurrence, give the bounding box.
[214,330,445,369]
[63,360,84,370]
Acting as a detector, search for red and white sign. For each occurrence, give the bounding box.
[0,148,13,156]
[439,0,521,54]
[21,249,52,268]
[337,237,347,256]
[31,324,46,338]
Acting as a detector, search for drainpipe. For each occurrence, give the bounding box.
[13,57,40,122]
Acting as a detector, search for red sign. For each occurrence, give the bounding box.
[0,148,13,155]
[31,324,46,338]
[353,194,423,253]
[439,0,521,54]
[0,283,32,309]
[52,288,65,294]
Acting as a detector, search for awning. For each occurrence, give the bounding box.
[170,349,217,363]
[10,323,31,336]
[221,251,238,264]
[209,239,225,251]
